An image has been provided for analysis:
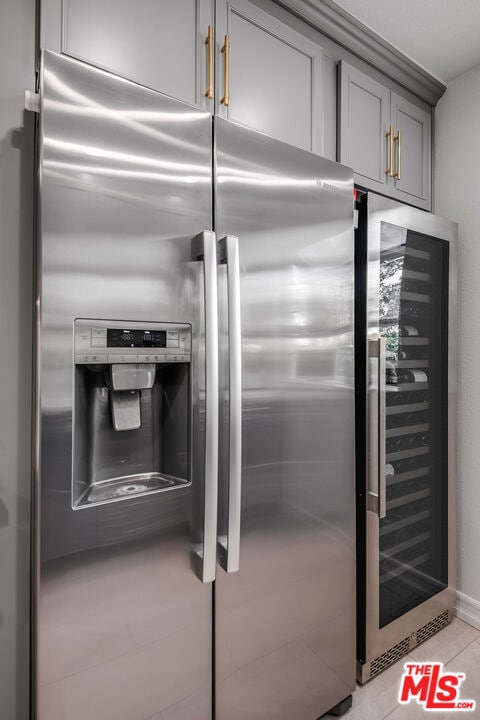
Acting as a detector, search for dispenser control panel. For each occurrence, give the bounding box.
[74,319,192,364]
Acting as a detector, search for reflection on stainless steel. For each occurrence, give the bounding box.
[36,48,357,720]
[80,472,187,505]
[214,118,355,719]
[36,51,213,719]
[72,318,192,508]
[358,192,457,683]
[194,230,219,584]
[217,235,242,574]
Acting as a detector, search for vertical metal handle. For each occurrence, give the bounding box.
[393,129,401,180]
[220,34,230,106]
[367,337,387,519]
[385,126,394,176]
[195,231,219,583]
[378,337,387,519]
[205,25,214,100]
[218,235,242,573]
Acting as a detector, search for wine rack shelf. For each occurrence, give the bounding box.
[386,445,429,462]
[386,402,429,415]
[387,423,429,438]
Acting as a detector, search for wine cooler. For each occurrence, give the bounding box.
[355,192,457,683]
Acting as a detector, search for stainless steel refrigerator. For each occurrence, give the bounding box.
[34,50,355,720]
[355,191,457,683]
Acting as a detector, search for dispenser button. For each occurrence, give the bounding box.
[138,353,165,363]
[89,354,107,363]
[91,328,107,348]
[76,354,107,364]
[108,354,138,363]
[169,355,185,362]
[166,331,179,348]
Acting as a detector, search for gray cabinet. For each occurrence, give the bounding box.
[338,61,431,210]
[389,92,431,208]
[215,0,324,153]
[41,0,325,154]
[338,62,390,194]
[41,0,214,110]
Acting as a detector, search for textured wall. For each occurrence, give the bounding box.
[0,0,35,717]
[435,63,480,616]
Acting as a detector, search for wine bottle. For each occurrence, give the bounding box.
[385,361,398,385]
[397,369,428,384]
[397,348,429,361]
[399,325,419,336]
[406,432,430,450]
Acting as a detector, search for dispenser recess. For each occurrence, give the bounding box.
[72,319,192,509]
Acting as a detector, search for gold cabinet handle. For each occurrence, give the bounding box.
[385,126,394,176]
[205,25,214,100]
[221,34,230,106]
[393,129,401,180]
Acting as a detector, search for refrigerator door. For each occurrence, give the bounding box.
[214,118,356,719]
[35,51,216,720]
[360,192,457,679]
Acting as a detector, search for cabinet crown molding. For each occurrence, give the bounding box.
[275,0,446,105]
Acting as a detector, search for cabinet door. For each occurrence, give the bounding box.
[41,0,214,110]
[338,61,390,193]
[390,93,432,210]
[215,0,323,154]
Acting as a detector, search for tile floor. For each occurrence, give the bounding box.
[345,618,480,720]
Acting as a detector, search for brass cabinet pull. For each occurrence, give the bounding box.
[393,129,401,180]
[385,126,394,176]
[221,34,230,106]
[205,25,214,100]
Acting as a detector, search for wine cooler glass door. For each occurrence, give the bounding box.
[378,220,449,628]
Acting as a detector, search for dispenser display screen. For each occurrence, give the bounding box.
[107,329,167,348]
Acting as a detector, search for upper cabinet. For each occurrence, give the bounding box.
[41,0,215,110]
[41,0,434,204]
[389,92,432,208]
[41,0,324,154]
[215,0,324,153]
[338,61,431,210]
[337,63,390,194]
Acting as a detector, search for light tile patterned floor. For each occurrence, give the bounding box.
[346,619,480,720]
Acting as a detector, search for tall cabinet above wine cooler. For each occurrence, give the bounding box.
[355,191,457,683]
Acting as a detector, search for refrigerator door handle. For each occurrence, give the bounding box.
[368,336,386,518]
[195,230,219,583]
[218,235,242,573]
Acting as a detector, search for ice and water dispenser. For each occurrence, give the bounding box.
[73,319,191,508]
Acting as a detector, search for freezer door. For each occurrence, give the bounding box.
[361,192,457,672]
[35,51,215,720]
[214,118,356,719]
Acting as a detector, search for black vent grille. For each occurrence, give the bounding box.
[366,610,451,682]
[416,610,450,645]
[369,636,410,679]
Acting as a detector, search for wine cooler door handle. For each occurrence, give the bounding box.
[218,235,242,573]
[367,337,387,518]
[378,337,387,519]
[195,230,219,583]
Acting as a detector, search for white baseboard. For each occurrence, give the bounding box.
[454,591,480,630]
